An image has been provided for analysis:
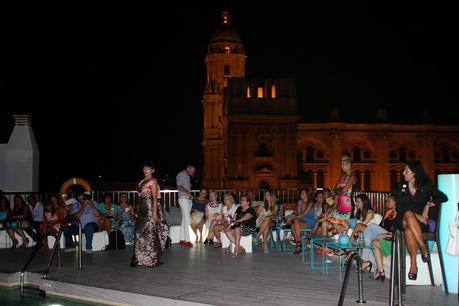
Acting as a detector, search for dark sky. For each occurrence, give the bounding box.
[1,1,458,190]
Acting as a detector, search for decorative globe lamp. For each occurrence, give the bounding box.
[338,234,350,246]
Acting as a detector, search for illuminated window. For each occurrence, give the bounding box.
[257,87,263,98]
[271,85,276,98]
[246,86,251,98]
[224,46,230,54]
[224,65,230,77]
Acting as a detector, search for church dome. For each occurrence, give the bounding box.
[210,24,241,44]
[207,10,245,54]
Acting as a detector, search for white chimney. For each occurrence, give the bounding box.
[0,115,40,192]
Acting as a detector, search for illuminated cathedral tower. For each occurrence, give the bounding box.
[202,10,299,190]
[202,10,246,189]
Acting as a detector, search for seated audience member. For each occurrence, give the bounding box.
[190,188,208,243]
[223,196,256,257]
[6,195,32,248]
[118,192,135,244]
[285,189,315,254]
[97,193,121,233]
[204,191,222,245]
[213,193,238,248]
[26,195,44,243]
[64,193,100,253]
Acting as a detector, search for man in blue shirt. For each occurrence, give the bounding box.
[64,193,100,253]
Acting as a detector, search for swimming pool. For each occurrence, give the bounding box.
[0,286,93,306]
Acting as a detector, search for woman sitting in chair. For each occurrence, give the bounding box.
[394,160,447,281]
[190,188,209,243]
[285,189,315,254]
[6,195,31,248]
[223,196,256,257]
[254,190,279,254]
[349,194,375,239]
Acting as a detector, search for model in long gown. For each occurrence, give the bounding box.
[131,178,168,267]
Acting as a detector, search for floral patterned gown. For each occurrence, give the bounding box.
[131,178,168,267]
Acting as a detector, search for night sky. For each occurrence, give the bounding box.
[1,2,457,191]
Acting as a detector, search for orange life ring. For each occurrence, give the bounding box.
[59,178,92,197]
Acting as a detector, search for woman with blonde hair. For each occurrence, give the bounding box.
[255,190,279,253]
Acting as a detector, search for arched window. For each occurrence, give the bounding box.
[390,170,398,191]
[316,150,325,160]
[442,146,451,163]
[317,170,324,188]
[306,145,314,163]
[364,170,371,191]
[399,147,407,163]
[354,170,361,190]
[257,143,271,157]
[299,170,313,185]
[353,147,361,162]
[224,65,230,77]
[259,181,270,190]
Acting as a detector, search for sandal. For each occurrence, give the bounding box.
[408,266,418,280]
[11,238,18,249]
[421,252,430,263]
[370,270,385,281]
[293,243,302,254]
[21,237,29,248]
[357,261,372,273]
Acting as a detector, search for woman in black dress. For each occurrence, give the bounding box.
[396,160,447,280]
[225,196,256,257]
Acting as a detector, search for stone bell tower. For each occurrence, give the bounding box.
[202,10,246,189]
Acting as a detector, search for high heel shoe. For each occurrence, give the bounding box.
[408,266,418,280]
[356,261,372,273]
[11,239,18,249]
[203,239,209,245]
[421,252,430,263]
[371,270,385,281]
[21,238,29,248]
[293,243,302,254]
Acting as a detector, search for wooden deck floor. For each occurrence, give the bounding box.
[0,244,456,306]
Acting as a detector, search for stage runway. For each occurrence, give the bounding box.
[0,244,456,305]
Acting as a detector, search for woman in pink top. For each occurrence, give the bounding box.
[41,194,65,234]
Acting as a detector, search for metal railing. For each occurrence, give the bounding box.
[389,228,404,306]
[43,214,83,279]
[2,189,393,215]
[19,231,62,298]
[338,252,366,305]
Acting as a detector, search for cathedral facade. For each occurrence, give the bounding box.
[202,11,459,192]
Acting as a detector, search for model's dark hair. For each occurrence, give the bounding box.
[406,160,431,188]
[143,161,155,170]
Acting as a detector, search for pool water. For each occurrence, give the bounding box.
[0,287,93,306]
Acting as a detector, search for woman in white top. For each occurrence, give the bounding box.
[212,193,238,248]
[203,191,223,245]
[255,190,279,253]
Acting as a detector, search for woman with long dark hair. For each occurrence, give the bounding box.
[396,160,447,280]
